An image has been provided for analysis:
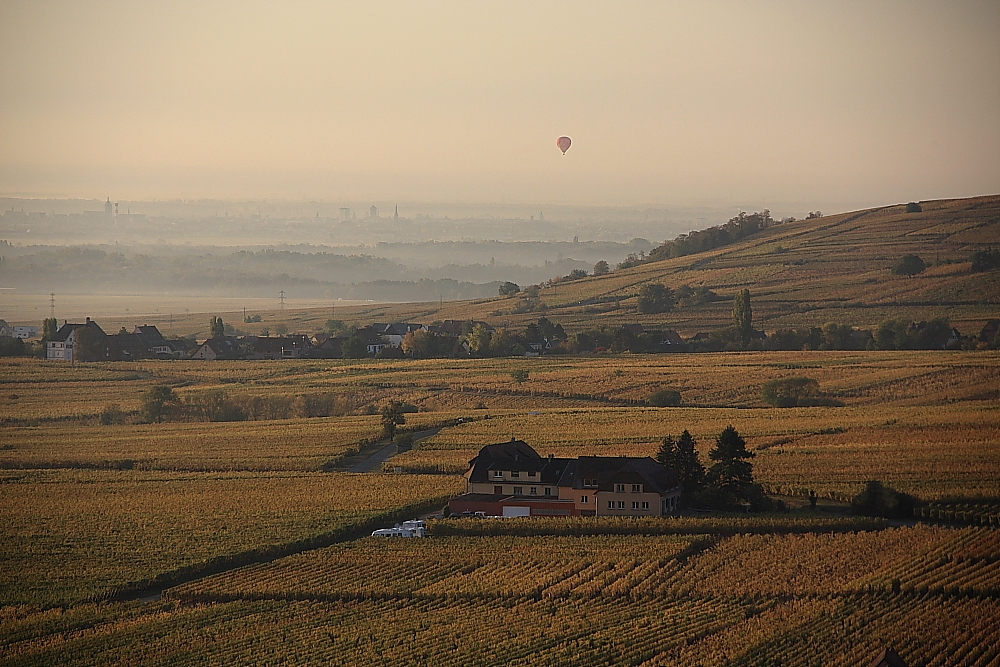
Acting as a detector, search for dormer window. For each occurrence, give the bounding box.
[632,484,642,493]
[615,484,626,493]
[511,471,520,478]
[493,471,503,478]
[527,471,537,477]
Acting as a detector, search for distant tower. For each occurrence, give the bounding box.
[50,293,56,318]
[340,207,351,222]
[394,204,399,220]
[369,204,378,219]
[105,198,113,218]
[279,290,285,310]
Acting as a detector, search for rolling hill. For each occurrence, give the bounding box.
[74,195,1000,340]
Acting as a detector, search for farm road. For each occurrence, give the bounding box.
[348,428,443,473]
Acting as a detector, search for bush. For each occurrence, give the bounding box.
[905,202,922,213]
[510,368,530,383]
[498,282,520,297]
[850,480,917,519]
[649,389,681,407]
[636,284,674,314]
[0,337,26,357]
[892,254,926,276]
[762,377,820,407]
[99,404,126,425]
[375,345,404,359]
[970,248,1000,272]
[395,432,414,453]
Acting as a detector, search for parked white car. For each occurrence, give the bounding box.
[371,519,426,538]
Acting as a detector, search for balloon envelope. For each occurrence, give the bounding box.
[556,136,571,154]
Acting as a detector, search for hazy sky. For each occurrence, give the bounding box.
[1,1,998,209]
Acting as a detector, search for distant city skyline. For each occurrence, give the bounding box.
[1,1,998,209]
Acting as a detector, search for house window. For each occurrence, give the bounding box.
[493,471,503,478]
[494,486,503,494]
[642,502,650,510]
[581,495,589,503]
[615,484,626,493]
[617,501,625,509]
[632,484,642,493]
[530,487,537,495]
[544,487,552,496]
[632,502,640,509]
[607,501,614,509]
[511,471,520,478]
[513,487,522,495]
[583,478,597,487]
[528,471,537,477]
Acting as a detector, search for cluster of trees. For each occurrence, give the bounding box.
[0,336,31,357]
[399,317,569,360]
[636,283,721,315]
[571,326,676,354]
[636,284,674,314]
[646,210,778,263]
[497,261,612,298]
[761,377,843,407]
[656,426,776,512]
[850,480,917,519]
[874,317,954,350]
[126,385,358,424]
[762,323,871,352]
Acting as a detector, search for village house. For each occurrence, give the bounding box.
[247,335,312,360]
[98,324,173,360]
[354,326,390,356]
[449,439,681,517]
[374,323,427,348]
[311,334,344,358]
[46,318,107,361]
[13,325,39,339]
[191,336,244,360]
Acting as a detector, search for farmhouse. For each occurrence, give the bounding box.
[449,439,681,517]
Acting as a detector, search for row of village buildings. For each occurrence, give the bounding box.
[37,319,497,362]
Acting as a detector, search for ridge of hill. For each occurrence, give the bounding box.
[65,195,1000,339]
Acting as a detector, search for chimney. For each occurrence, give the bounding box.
[549,454,554,460]
[86,317,90,323]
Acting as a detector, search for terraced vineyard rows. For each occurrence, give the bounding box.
[6,525,999,667]
[0,470,464,606]
[170,525,1000,604]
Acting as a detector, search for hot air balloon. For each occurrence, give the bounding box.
[556,136,572,154]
